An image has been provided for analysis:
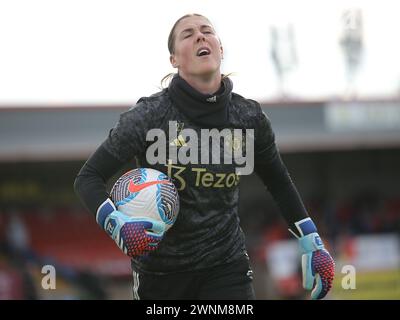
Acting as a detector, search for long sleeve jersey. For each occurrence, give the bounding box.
[74,75,308,274]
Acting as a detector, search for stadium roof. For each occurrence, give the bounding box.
[1,99,400,161]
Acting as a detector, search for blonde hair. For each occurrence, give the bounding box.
[160,73,176,89]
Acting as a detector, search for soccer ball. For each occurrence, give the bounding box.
[110,168,180,231]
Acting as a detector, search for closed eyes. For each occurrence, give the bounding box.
[183,30,214,39]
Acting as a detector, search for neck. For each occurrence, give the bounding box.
[178,71,222,95]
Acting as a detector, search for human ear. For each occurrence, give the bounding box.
[170,55,178,68]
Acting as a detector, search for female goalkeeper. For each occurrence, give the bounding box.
[74,13,334,300]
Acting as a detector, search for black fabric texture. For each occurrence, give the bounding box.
[74,144,125,215]
[168,73,232,128]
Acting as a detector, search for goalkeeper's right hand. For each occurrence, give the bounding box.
[96,199,165,258]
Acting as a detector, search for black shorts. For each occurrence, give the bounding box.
[132,255,255,300]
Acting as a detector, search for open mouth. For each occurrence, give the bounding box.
[197,47,211,57]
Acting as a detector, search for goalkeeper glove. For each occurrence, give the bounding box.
[289,217,335,300]
[96,198,165,258]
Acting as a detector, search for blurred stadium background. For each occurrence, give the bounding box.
[0,0,399,299]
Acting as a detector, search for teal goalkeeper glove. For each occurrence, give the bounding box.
[96,198,165,258]
[289,218,335,300]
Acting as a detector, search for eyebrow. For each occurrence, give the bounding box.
[180,25,213,35]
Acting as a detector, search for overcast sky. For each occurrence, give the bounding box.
[0,0,399,105]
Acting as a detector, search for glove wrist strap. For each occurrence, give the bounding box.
[96,198,117,228]
[299,232,325,253]
[288,217,318,238]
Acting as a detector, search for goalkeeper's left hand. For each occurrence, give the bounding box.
[289,218,335,300]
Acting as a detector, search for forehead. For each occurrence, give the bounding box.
[175,16,214,33]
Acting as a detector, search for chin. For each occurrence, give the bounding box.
[193,65,220,77]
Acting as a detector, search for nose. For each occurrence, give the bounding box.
[195,31,206,43]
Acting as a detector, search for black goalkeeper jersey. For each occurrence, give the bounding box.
[74,75,309,274]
